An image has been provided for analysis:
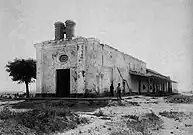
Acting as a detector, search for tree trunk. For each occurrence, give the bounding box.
[25,81,30,98]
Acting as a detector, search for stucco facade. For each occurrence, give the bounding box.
[34,20,178,97]
[85,38,146,95]
[35,38,87,96]
[34,37,148,96]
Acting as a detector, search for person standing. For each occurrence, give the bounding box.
[110,83,114,96]
[116,83,122,100]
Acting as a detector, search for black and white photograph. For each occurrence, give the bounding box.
[0,0,193,134]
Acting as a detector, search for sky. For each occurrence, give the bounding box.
[0,0,192,92]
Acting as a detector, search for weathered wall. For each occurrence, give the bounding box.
[35,41,77,94]
[35,36,147,95]
[35,47,43,93]
[103,45,126,91]
[75,37,87,93]
[34,38,87,94]
[85,38,103,94]
[85,38,147,94]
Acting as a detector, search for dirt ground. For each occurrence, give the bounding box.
[1,94,193,135]
[56,95,193,135]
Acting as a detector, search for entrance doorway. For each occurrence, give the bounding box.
[56,69,70,97]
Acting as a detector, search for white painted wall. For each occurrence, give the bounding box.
[35,37,147,95]
[34,37,87,94]
[85,38,147,95]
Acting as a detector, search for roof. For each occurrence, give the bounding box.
[129,70,150,78]
[146,68,177,82]
[172,80,178,83]
[147,73,170,81]
[146,68,169,78]
[146,68,167,76]
[129,68,178,83]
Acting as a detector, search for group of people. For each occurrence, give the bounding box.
[110,81,126,100]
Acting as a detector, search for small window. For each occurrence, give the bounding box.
[59,55,68,63]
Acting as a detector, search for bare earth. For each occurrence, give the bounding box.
[55,95,193,135]
[1,95,193,135]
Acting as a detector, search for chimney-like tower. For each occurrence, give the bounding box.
[54,20,76,41]
[65,20,76,40]
[54,22,65,40]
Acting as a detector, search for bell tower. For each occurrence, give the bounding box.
[54,20,76,41]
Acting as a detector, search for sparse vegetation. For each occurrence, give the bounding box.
[0,105,89,135]
[111,112,163,135]
[0,119,36,135]
[1,95,193,135]
[0,106,16,120]
[159,111,186,121]
[126,112,163,135]
[165,94,193,104]
[108,100,140,106]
